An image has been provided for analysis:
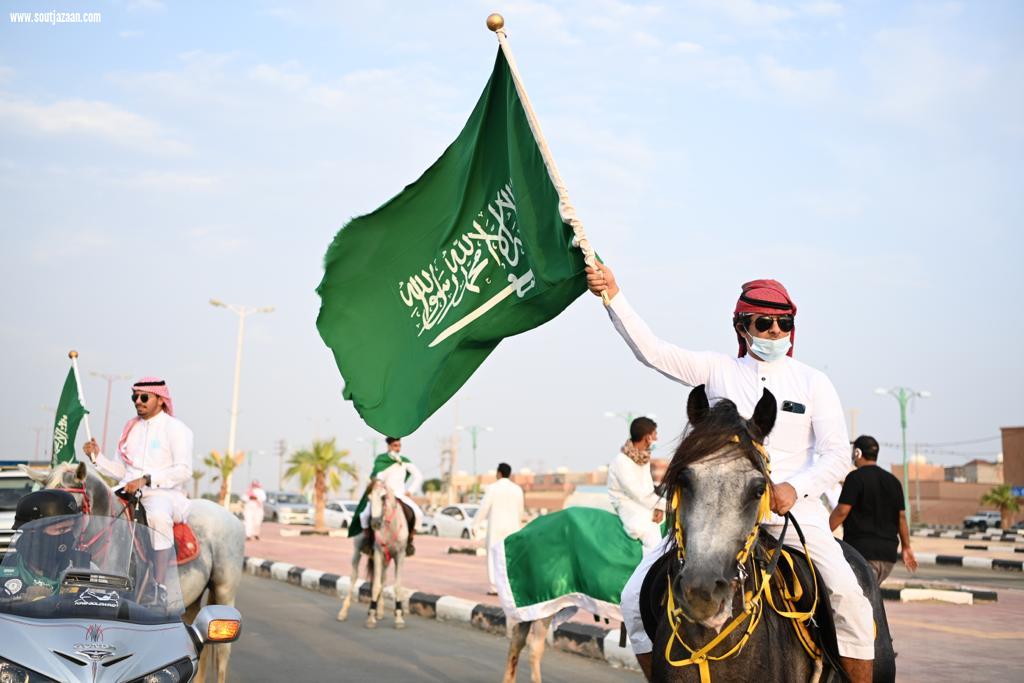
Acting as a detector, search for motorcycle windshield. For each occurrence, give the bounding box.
[0,514,184,624]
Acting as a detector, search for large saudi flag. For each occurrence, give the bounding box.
[316,49,587,436]
[51,367,88,466]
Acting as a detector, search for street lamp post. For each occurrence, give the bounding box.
[210,299,274,506]
[875,387,930,526]
[456,424,493,500]
[90,371,131,456]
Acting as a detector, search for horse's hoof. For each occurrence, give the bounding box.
[365,618,377,629]
[395,620,406,629]
[336,609,349,622]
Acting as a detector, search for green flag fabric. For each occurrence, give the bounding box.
[51,367,88,466]
[347,452,412,537]
[492,507,642,625]
[316,49,587,436]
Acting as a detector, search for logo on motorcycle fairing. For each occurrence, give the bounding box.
[74,588,120,608]
[3,578,22,595]
[73,624,117,662]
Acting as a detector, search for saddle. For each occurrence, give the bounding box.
[639,531,842,673]
[116,495,199,566]
[360,499,416,556]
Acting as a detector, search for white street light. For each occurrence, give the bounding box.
[210,299,274,508]
[456,424,494,499]
[875,386,930,526]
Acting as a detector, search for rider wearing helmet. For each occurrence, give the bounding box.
[1,490,81,601]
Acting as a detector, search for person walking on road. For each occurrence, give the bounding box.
[830,435,918,583]
[244,479,266,541]
[474,463,525,595]
[607,416,665,553]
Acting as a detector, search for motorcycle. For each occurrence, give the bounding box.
[0,512,241,682]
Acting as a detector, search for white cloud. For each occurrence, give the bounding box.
[697,0,794,27]
[502,1,580,45]
[0,96,190,155]
[671,41,705,54]
[248,62,311,91]
[801,1,844,17]
[758,55,836,102]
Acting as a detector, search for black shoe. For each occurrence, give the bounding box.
[406,542,416,557]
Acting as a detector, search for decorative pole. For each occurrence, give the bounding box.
[487,13,608,305]
[68,350,94,443]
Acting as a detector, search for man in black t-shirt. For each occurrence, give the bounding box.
[830,435,918,583]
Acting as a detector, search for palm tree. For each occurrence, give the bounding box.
[980,484,1020,530]
[191,468,205,499]
[203,450,245,507]
[286,438,357,531]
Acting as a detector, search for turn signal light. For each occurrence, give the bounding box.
[207,619,241,642]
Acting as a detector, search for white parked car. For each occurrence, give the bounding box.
[324,500,360,529]
[427,504,483,539]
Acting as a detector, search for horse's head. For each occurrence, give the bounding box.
[664,385,777,627]
[19,461,108,515]
[368,479,392,531]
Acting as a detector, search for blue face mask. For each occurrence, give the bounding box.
[748,335,791,363]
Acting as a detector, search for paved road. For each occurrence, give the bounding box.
[231,574,640,683]
[889,564,1024,590]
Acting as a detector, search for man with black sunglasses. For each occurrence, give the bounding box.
[82,376,193,589]
[585,265,874,683]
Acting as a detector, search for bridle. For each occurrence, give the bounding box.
[662,437,822,682]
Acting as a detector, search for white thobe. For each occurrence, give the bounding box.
[607,452,665,552]
[244,487,267,538]
[93,410,193,551]
[608,293,874,660]
[359,457,425,528]
[474,478,525,588]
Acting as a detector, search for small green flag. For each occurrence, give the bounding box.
[51,367,88,466]
[316,50,587,436]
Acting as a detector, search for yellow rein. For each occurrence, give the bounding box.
[663,439,821,682]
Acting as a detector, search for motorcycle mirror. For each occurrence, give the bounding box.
[193,605,242,644]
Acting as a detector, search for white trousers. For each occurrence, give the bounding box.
[141,489,190,551]
[243,501,264,538]
[620,524,875,660]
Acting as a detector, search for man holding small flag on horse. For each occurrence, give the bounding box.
[349,437,423,556]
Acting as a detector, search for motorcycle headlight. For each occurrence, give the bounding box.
[126,658,193,683]
[0,658,59,683]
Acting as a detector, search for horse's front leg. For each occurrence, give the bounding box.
[527,616,552,683]
[337,536,361,622]
[393,552,405,629]
[366,545,383,629]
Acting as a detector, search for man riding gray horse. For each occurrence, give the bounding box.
[83,376,191,593]
[586,267,874,683]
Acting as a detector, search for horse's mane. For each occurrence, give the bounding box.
[662,397,770,492]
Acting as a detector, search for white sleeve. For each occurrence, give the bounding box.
[606,293,717,387]
[92,451,126,481]
[151,422,193,489]
[475,488,494,530]
[612,457,661,511]
[405,461,424,495]
[785,372,851,502]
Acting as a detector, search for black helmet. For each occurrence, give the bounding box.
[13,489,80,530]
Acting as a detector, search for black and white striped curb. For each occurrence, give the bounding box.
[914,552,1023,572]
[243,557,640,672]
[913,530,1023,543]
[962,544,1024,554]
[879,580,997,605]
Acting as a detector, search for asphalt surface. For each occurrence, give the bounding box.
[889,564,1024,590]
[230,574,640,683]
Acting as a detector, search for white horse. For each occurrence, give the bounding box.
[336,480,408,629]
[25,462,245,683]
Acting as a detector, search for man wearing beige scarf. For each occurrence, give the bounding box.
[607,417,664,552]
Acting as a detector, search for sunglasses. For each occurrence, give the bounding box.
[131,393,152,404]
[744,314,795,333]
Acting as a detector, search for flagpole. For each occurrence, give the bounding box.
[487,13,609,306]
[68,350,94,443]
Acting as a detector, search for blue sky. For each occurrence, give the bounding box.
[1,1,1021,494]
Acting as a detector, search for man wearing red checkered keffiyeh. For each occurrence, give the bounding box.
[585,263,875,683]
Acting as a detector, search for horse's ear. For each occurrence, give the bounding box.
[75,461,88,482]
[687,385,711,426]
[19,464,50,484]
[751,389,777,440]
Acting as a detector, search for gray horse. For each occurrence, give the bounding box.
[24,462,245,683]
[644,386,895,682]
[336,479,408,629]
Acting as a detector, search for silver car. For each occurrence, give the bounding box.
[0,514,240,681]
[265,492,313,525]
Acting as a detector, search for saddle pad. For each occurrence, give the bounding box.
[174,522,199,565]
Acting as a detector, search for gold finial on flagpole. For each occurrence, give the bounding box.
[69,350,78,359]
[486,13,505,32]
